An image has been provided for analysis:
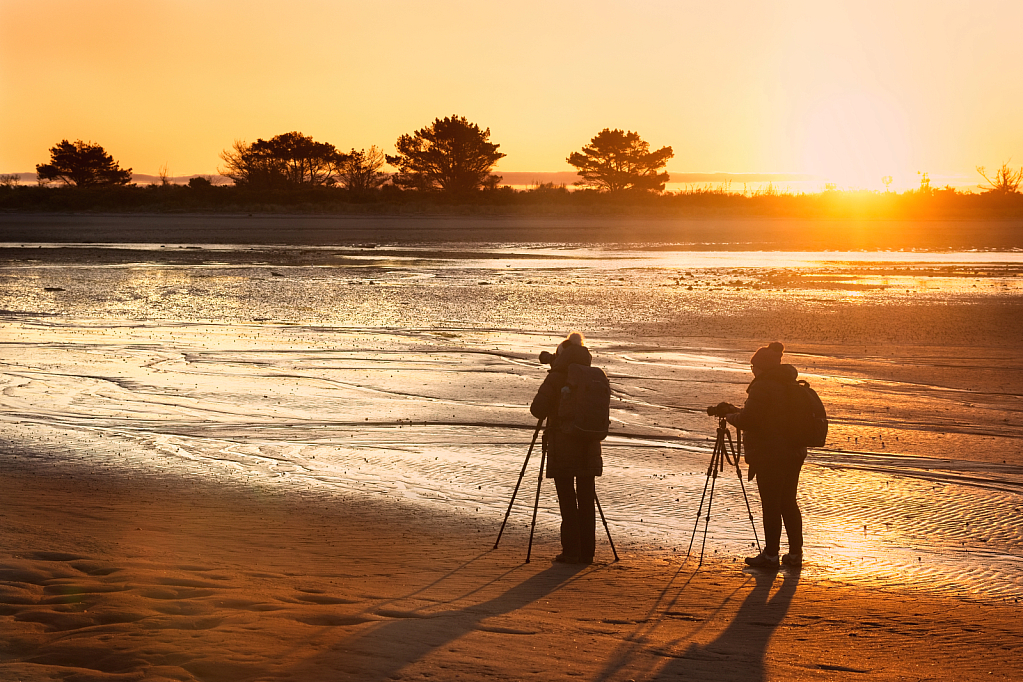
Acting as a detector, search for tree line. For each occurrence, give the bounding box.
[6,113,1022,217]
[22,115,678,195]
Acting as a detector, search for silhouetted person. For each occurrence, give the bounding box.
[726,342,806,568]
[530,332,603,564]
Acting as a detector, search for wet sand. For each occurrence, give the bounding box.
[3,453,1021,682]
[2,230,1022,680]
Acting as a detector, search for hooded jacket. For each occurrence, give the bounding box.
[727,363,807,471]
[530,343,603,478]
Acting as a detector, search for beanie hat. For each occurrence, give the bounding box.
[751,341,784,368]
[556,331,585,356]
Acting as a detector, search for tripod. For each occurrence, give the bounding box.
[494,418,619,563]
[684,417,761,567]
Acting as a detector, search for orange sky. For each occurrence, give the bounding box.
[2,1,1021,190]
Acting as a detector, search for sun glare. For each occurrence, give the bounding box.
[800,91,912,191]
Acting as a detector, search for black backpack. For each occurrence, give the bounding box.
[786,379,828,448]
[558,364,611,441]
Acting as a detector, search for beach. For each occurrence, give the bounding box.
[2,215,1022,680]
[3,452,1022,682]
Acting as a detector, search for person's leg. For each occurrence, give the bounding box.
[755,467,783,557]
[554,476,580,559]
[575,476,596,561]
[778,461,804,555]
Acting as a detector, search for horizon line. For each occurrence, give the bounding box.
[3,169,980,190]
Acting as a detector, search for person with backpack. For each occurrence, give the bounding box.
[725,342,811,569]
[530,332,607,565]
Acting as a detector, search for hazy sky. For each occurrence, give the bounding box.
[2,0,1021,189]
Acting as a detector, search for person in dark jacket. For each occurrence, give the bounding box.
[530,332,603,564]
[726,342,806,569]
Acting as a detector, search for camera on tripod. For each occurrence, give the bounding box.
[706,401,739,418]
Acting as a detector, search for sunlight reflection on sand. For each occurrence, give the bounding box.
[1,246,1021,601]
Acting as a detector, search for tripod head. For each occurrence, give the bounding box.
[710,416,741,468]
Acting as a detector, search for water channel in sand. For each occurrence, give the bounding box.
[1,243,1021,601]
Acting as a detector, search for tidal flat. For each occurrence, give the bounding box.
[2,220,1023,681]
[2,235,1020,600]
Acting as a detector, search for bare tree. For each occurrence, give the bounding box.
[219,140,264,186]
[158,163,171,186]
[976,161,1023,194]
[334,146,389,191]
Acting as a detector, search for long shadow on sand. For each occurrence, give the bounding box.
[656,568,800,681]
[290,562,584,679]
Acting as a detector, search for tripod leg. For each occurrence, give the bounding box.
[735,465,762,553]
[684,450,717,562]
[525,431,548,564]
[594,492,619,562]
[698,439,725,567]
[494,418,544,549]
[732,427,762,553]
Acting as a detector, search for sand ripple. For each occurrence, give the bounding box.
[2,316,1021,601]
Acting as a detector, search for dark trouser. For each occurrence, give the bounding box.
[554,475,596,560]
[755,459,803,556]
